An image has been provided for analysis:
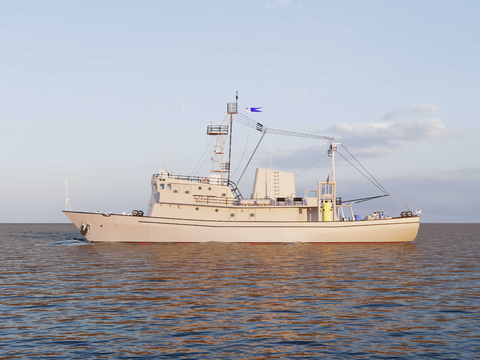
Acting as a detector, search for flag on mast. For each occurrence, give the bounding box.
[246,107,262,113]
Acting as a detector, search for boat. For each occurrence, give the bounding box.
[64,95,420,243]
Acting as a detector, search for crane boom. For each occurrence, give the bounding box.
[264,127,333,141]
[233,113,333,141]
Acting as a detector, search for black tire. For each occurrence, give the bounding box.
[401,211,407,217]
[138,210,144,217]
[132,210,139,216]
[407,211,413,217]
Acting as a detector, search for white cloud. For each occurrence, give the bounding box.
[321,104,447,155]
[328,117,447,141]
[262,104,448,169]
[383,104,439,120]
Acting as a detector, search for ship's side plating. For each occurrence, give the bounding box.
[63,210,419,243]
[64,95,420,243]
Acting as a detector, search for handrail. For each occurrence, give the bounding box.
[153,173,244,200]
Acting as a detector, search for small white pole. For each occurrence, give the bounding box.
[159,128,162,171]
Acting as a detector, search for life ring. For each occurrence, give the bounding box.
[202,177,208,184]
[198,196,204,203]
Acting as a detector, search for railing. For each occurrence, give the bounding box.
[153,173,244,200]
[207,125,228,134]
[195,195,239,206]
[154,173,226,185]
[227,103,238,114]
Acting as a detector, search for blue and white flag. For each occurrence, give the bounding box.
[416,209,422,214]
[246,107,262,113]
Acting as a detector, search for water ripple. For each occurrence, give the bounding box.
[0,223,479,359]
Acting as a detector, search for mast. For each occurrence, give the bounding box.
[207,94,238,183]
[227,91,237,182]
[328,137,340,182]
[327,137,340,220]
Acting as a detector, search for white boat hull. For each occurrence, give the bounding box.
[64,211,420,243]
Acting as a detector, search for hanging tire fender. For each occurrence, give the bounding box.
[80,223,91,236]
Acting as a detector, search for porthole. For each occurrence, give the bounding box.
[185,190,190,194]
[215,209,219,212]
[250,213,254,217]
[222,193,226,197]
[198,186,202,190]
[196,207,199,211]
[208,187,212,191]
[230,213,235,217]
[173,190,178,193]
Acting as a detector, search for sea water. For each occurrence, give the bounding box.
[1,223,479,359]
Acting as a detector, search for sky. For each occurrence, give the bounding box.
[1,0,479,223]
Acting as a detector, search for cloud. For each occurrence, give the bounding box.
[257,104,448,171]
[377,166,480,222]
[255,144,331,171]
[383,104,440,121]
[321,104,447,155]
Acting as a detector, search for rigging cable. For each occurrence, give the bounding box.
[295,151,328,178]
[341,194,390,204]
[341,144,389,194]
[232,129,249,178]
[236,130,267,185]
[235,112,265,131]
[190,136,214,176]
[336,150,389,195]
[231,102,253,177]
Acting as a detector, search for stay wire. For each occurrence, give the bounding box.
[236,130,266,185]
[235,112,264,131]
[190,136,214,176]
[341,144,389,194]
[232,129,249,177]
[336,150,389,195]
[342,194,390,204]
[194,145,213,176]
[296,151,328,178]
